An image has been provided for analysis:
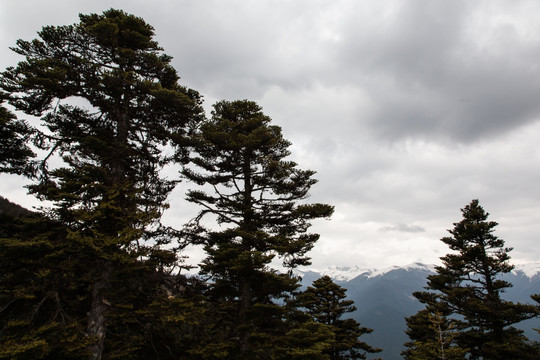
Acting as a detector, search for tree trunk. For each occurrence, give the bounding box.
[239,279,251,355]
[87,263,112,360]
[87,106,128,359]
[238,150,253,355]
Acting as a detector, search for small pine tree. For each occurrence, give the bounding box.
[296,275,381,360]
[405,200,539,360]
[403,309,467,360]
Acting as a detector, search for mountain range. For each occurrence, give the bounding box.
[296,263,540,360]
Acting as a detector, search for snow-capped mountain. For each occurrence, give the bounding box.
[297,262,438,282]
[513,262,540,278]
[296,262,540,360]
[298,262,540,283]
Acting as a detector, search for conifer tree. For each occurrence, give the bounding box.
[0,9,203,359]
[405,199,540,359]
[182,99,334,359]
[296,275,381,360]
[403,309,467,360]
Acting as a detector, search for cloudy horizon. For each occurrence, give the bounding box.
[2,0,540,271]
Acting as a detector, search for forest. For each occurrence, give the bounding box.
[1,9,539,360]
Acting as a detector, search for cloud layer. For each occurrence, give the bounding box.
[2,0,540,269]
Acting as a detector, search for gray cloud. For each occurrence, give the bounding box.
[380,223,426,233]
[327,1,540,143]
[2,0,540,269]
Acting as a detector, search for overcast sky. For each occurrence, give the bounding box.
[2,0,540,271]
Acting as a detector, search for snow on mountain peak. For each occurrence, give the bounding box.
[513,263,540,278]
[299,262,540,283]
[360,262,436,279]
[304,262,437,282]
[317,265,371,282]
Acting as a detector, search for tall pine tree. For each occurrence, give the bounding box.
[0,9,204,359]
[182,99,334,359]
[404,199,539,359]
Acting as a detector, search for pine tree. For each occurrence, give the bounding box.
[182,99,334,358]
[0,9,204,359]
[403,309,467,360]
[296,275,381,360]
[405,199,539,359]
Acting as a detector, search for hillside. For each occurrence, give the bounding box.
[0,195,34,218]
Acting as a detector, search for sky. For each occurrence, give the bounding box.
[1,0,540,271]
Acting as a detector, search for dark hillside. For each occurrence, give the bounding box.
[0,196,33,218]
